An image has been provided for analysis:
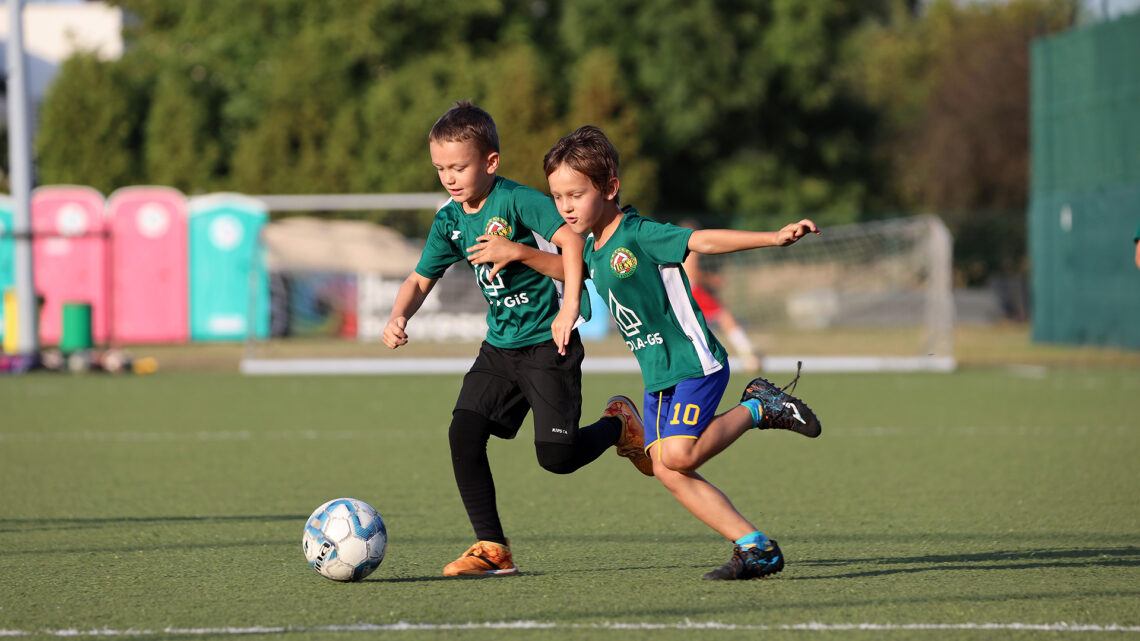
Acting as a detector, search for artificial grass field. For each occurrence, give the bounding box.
[1,367,1138,640]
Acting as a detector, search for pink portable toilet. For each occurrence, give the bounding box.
[108,186,189,344]
[32,186,108,346]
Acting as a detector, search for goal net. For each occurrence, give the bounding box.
[695,214,955,372]
[241,213,954,375]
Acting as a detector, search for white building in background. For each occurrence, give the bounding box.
[0,1,124,135]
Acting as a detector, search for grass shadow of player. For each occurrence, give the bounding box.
[0,514,308,534]
[791,545,1140,580]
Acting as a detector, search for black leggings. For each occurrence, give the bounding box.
[448,409,621,544]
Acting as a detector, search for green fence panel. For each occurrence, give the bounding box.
[1029,12,1140,349]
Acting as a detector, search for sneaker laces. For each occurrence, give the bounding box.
[780,360,803,396]
[724,546,748,571]
[467,541,509,564]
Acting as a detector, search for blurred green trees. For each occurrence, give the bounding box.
[37,52,147,194]
[31,0,1078,281]
[843,0,1075,282]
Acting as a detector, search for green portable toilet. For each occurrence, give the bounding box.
[0,196,13,344]
[188,193,269,341]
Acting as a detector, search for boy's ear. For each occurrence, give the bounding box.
[484,151,500,175]
[605,176,620,201]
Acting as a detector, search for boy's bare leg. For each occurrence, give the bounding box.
[654,407,753,473]
[650,455,756,541]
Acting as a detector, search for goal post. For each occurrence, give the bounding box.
[699,214,955,372]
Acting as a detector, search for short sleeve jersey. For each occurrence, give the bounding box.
[584,208,728,392]
[415,176,580,349]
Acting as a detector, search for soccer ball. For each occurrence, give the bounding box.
[302,498,387,581]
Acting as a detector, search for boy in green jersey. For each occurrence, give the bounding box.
[544,125,823,580]
[382,103,652,578]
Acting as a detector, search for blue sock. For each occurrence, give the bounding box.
[734,531,769,549]
[741,398,763,427]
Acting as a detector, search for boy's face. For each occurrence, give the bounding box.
[547,164,616,235]
[429,139,499,211]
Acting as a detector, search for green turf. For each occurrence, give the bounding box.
[1,369,1138,640]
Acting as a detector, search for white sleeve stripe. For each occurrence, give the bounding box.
[532,229,558,254]
[532,230,587,329]
[660,264,722,376]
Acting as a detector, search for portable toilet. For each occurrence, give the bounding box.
[109,186,189,344]
[0,196,12,344]
[31,186,108,346]
[188,193,269,341]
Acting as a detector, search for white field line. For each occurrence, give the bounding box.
[2,621,1140,636]
[239,355,958,376]
[0,430,384,442]
[0,425,1132,443]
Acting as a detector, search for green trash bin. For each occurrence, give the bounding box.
[59,302,94,353]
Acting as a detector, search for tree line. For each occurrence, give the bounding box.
[27,0,1078,284]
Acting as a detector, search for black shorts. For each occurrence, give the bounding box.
[454,331,584,445]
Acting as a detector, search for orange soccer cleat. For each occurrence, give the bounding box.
[442,540,518,577]
[604,395,654,476]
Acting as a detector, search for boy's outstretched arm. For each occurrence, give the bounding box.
[549,225,585,355]
[467,234,565,280]
[382,272,437,349]
[688,219,820,255]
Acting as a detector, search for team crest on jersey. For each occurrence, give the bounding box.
[610,247,638,278]
[485,217,512,238]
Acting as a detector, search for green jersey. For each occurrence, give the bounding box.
[584,208,728,392]
[415,176,585,349]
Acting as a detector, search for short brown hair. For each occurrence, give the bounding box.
[544,125,620,203]
[428,100,499,154]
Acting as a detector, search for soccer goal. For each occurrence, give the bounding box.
[240,210,954,375]
[697,214,955,372]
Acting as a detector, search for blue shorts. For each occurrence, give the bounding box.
[642,365,731,453]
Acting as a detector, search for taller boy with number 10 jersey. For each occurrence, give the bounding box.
[382,103,652,578]
[544,125,823,580]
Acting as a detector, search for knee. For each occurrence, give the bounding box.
[449,410,491,456]
[536,442,579,475]
[651,459,688,491]
[658,449,699,475]
[540,459,578,475]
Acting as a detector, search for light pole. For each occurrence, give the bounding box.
[6,0,38,358]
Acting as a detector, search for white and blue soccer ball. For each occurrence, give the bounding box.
[302,498,387,581]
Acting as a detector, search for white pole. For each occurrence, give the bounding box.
[6,0,37,356]
[924,215,955,358]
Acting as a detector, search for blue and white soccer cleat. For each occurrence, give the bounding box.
[702,540,785,580]
[739,363,821,438]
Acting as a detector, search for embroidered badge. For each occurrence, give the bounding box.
[486,217,512,237]
[610,247,638,278]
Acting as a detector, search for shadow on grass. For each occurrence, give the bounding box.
[792,545,1140,580]
[0,538,304,557]
[371,574,524,583]
[345,535,1140,582]
[0,514,308,534]
[371,562,695,582]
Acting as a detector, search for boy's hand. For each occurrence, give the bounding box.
[382,316,409,349]
[467,234,520,280]
[551,307,576,356]
[776,219,821,246]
